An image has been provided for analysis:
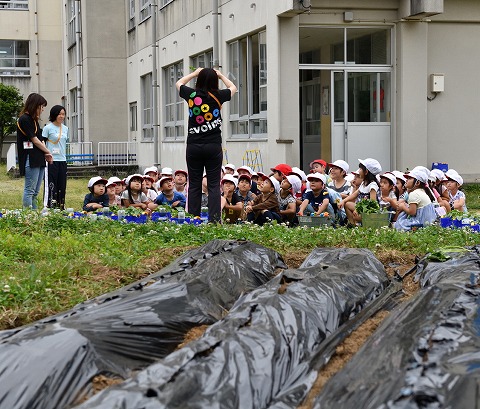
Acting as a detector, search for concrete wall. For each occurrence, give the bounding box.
[0,0,64,156]
[81,0,128,147]
[426,1,480,179]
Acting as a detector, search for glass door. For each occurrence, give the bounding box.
[332,70,391,171]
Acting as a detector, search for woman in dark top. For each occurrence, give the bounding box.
[16,93,53,209]
[176,67,237,222]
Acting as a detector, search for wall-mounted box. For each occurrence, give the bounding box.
[431,74,444,92]
[404,0,444,19]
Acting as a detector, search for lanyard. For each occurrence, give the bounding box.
[208,92,222,110]
[17,119,38,137]
[49,124,62,145]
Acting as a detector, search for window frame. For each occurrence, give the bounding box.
[163,61,184,141]
[159,0,174,9]
[128,0,136,31]
[228,30,268,140]
[0,39,30,77]
[129,102,138,132]
[191,50,213,70]
[141,73,153,142]
[0,1,28,10]
[69,88,78,143]
[139,0,151,23]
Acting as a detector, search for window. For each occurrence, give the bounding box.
[128,0,135,30]
[67,0,77,48]
[229,30,267,138]
[160,0,174,8]
[141,73,153,141]
[163,62,184,140]
[139,0,151,22]
[129,102,137,132]
[299,27,391,65]
[0,1,28,10]
[128,29,136,55]
[69,89,78,142]
[0,40,29,76]
[191,50,213,70]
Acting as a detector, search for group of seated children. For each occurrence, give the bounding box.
[83,159,467,231]
[83,166,187,213]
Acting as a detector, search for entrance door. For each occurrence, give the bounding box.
[331,70,391,171]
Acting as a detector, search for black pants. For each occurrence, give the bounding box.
[186,143,222,222]
[45,161,67,208]
[247,210,281,226]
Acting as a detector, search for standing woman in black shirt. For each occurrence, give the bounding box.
[16,93,53,209]
[176,67,237,222]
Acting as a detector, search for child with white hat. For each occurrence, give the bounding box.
[106,178,122,207]
[394,169,437,231]
[83,176,109,212]
[278,174,301,225]
[220,174,243,223]
[245,175,281,225]
[339,158,382,226]
[224,163,236,175]
[445,169,467,212]
[298,173,333,217]
[327,159,351,224]
[121,174,155,212]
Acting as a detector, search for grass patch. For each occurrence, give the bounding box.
[1,212,480,329]
[1,163,93,210]
[2,163,480,329]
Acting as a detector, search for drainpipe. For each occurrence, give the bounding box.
[34,0,40,92]
[75,0,83,143]
[212,0,219,68]
[152,1,159,166]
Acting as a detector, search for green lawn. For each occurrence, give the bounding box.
[1,164,91,210]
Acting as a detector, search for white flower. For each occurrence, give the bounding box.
[35,279,41,284]
[3,284,10,292]
[45,288,52,293]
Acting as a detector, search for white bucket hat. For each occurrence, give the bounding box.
[328,160,349,174]
[221,173,238,188]
[358,158,382,175]
[307,172,327,185]
[286,174,302,194]
[445,169,463,186]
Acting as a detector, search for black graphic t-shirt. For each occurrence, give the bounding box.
[179,85,232,145]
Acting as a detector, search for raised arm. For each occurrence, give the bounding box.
[215,70,237,96]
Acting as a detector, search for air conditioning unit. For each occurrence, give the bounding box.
[407,0,443,19]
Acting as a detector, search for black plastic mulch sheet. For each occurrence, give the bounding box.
[76,247,390,409]
[314,245,480,409]
[0,239,285,409]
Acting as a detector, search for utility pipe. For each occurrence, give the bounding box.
[152,1,159,166]
[212,0,219,68]
[75,0,83,142]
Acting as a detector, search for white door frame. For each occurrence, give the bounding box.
[331,67,392,170]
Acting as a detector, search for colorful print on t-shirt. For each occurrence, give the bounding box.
[188,91,222,134]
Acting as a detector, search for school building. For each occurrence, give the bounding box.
[1,1,480,181]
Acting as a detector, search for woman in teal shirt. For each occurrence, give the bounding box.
[42,105,69,208]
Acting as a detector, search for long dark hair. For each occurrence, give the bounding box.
[49,105,66,122]
[359,163,379,187]
[411,179,436,202]
[20,93,47,120]
[195,68,219,93]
